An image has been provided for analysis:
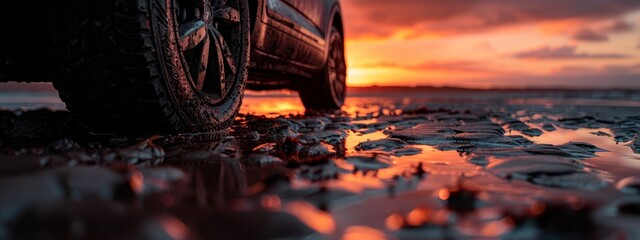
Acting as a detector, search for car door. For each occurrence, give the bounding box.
[281,0,324,29]
[259,0,325,68]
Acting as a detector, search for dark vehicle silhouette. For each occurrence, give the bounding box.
[0,0,346,133]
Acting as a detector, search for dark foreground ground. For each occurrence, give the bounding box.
[1,86,640,239]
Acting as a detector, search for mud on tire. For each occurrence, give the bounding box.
[45,0,250,134]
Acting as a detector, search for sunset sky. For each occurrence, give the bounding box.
[341,0,640,88]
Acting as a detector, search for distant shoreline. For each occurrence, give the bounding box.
[1,82,638,93]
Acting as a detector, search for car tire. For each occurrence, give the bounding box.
[299,27,347,111]
[47,0,250,134]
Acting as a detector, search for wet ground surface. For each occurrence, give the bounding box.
[1,88,640,239]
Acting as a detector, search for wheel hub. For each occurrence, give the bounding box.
[174,0,242,105]
[203,4,212,23]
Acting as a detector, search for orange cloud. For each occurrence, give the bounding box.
[512,45,628,59]
[352,60,493,73]
[342,0,640,39]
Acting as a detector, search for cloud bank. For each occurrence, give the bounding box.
[342,0,640,38]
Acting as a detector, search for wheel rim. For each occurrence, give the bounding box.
[328,38,347,106]
[175,0,244,105]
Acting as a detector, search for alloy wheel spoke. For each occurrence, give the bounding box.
[209,26,226,96]
[179,19,208,51]
[209,26,237,75]
[197,0,209,7]
[335,76,344,88]
[328,57,336,69]
[336,80,345,96]
[214,6,240,24]
[195,36,211,90]
[334,46,346,75]
[214,0,228,9]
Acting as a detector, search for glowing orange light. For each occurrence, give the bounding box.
[406,208,428,227]
[261,194,281,210]
[385,213,405,231]
[287,202,336,234]
[240,95,305,116]
[130,171,144,193]
[431,209,450,225]
[438,189,450,201]
[342,226,387,240]
[480,217,515,237]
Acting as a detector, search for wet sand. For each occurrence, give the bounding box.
[1,86,640,239]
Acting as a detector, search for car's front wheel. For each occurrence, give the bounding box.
[48,0,250,134]
[299,27,347,111]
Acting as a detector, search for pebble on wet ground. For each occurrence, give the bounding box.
[1,95,640,240]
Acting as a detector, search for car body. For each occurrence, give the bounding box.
[248,0,343,89]
[0,0,347,133]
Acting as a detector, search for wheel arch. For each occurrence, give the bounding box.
[325,1,343,35]
[321,1,343,67]
[249,0,263,32]
[331,9,344,38]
